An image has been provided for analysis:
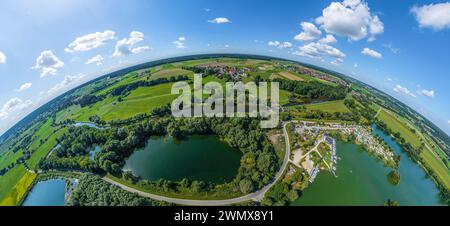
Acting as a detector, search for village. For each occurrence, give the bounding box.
[288,120,396,183]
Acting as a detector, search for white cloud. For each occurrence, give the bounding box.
[353,63,358,68]
[0,98,33,120]
[361,47,382,59]
[386,77,392,82]
[113,31,151,57]
[411,3,450,30]
[16,83,32,92]
[208,17,232,24]
[420,89,435,98]
[316,0,384,41]
[85,55,104,66]
[394,85,416,98]
[294,22,322,41]
[65,30,115,53]
[331,58,344,66]
[131,46,151,54]
[173,36,186,49]
[32,50,64,77]
[448,120,450,125]
[48,74,85,95]
[294,41,346,60]
[0,51,6,64]
[319,34,337,44]
[268,41,293,49]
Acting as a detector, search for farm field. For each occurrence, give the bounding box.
[150,68,193,80]
[278,71,304,81]
[304,100,351,114]
[421,147,450,189]
[27,128,68,169]
[377,109,421,148]
[0,165,32,205]
[0,170,36,206]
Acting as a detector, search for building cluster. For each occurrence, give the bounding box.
[294,121,395,164]
[193,64,250,80]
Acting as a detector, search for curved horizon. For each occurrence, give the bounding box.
[1,52,448,141]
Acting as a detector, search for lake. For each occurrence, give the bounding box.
[291,125,444,206]
[123,135,242,184]
[22,179,66,206]
[89,146,102,160]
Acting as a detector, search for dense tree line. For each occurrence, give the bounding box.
[261,168,308,206]
[68,174,169,206]
[73,94,106,108]
[274,79,348,100]
[290,106,359,122]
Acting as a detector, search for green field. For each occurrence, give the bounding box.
[0,165,35,206]
[0,149,23,170]
[304,100,351,113]
[27,128,68,169]
[421,148,450,189]
[377,109,421,148]
[150,68,193,80]
[55,105,82,124]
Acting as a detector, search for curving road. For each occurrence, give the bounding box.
[102,122,292,206]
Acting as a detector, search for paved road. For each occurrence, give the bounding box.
[102,122,292,206]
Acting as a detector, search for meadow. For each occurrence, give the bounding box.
[304,100,351,113]
[377,109,421,148]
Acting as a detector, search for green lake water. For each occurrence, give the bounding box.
[292,125,444,206]
[123,135,242,183]
[22,179,66,206]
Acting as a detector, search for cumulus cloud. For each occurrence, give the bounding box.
[315,0,384,41]
[16,83,32,92]
[331,58,344,66]
[294,41,346,60]
[32,50,64,77]
[113,31,151,57]
[65,30,115,53]
[394,85,416,98]
[173,36,186,49]
[48,74,85,95]
[361,47,382,59]
[0,51,6,64]
[411,3,450,30]
[268,41,293,49]
[294,22,322,41]
[85,54,104,66]
[208,17,232,24]
[0,98,33,119]
[319,34,337,44]
[420,89,435,98]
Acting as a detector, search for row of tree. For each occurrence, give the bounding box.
[275,79,348,100]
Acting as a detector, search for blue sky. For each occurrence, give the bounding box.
[0,0,450,135]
